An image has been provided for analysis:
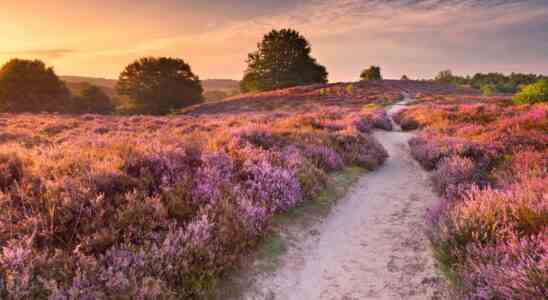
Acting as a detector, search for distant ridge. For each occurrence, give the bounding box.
[60,76,240,93]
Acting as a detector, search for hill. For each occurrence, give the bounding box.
[182,80,474,116]
[61,76,240,95]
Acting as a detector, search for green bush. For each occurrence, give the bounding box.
[481,84,495,96]
[513,79,548,104]
[72,85,115,114]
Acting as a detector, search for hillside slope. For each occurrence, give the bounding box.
[183,80,474,116]
[61,76,239,95]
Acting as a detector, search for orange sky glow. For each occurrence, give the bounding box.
[2,0,547,81]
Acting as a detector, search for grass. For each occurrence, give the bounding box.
[255,233,288,273]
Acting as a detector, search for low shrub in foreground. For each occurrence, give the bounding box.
[399,98,548,299]
[0,106,389,298]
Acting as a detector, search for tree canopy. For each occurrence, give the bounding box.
[0,59,71,113]
[434,69,454,84]
[241,29,328,92]
[360,66,382,81]
[434,69,546,93]
[116,57,203,115]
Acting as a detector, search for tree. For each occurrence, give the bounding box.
[435,69,455,84]
[241,29,328,92]
[116,57,203,114]
[72,85,115,114]
[360,66,382,81]
[513,79,548,104]
[0,59,71,113]
[401,75,409,80]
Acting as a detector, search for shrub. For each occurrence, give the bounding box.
[0,153,24,191]
[0,92,392,298]
[393,110,421,131]
[513,79,548,104]
[72,85,115,114]
[363,108,393,131]
[432,156,477,200]
[334,129,388,169]
[0,59,71,113]
[481,84,495,96]
[407,95,548,298]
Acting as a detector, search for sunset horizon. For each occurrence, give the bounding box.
[1,1,546,299]
[2,0,547,81]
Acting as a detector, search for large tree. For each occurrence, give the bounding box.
[116,57,203,114]
[360,66,382,81]
[0,59,71,113]
[241,29,328,92]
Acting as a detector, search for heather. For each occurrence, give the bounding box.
[0,101,391,298]
[396,97,548,298]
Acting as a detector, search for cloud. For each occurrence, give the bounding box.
[55,0,548,79]
[0,49,78,59]
[116,0,548,51]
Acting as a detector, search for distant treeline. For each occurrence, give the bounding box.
[434,69,547,93]
[1,26,547,115]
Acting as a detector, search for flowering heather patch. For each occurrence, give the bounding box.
[183,80,458,116]
[0,101,391,298]
[399,96,548,298]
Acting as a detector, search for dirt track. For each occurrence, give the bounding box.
[233,98,447,300]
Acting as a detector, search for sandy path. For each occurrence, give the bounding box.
[234,98,446,300]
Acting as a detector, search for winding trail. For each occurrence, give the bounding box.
[234,97,446,299]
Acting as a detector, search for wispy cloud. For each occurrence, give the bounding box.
[0,48,78,60]
[11,0,545,80]
[98,0,546,79]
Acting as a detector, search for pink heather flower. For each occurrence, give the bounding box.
[304,145,344,171]
[432,155,478,200]
[240,160,303,213]
[192,152,234,205]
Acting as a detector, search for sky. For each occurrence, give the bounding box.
[1,0,547,82]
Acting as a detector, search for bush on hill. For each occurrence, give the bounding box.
[513,79,548,104]
[71,85,116,114]
[0,59,71,113]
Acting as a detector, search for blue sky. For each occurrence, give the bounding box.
[1,0,547,81]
